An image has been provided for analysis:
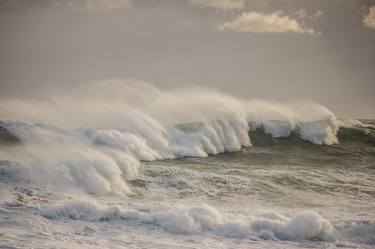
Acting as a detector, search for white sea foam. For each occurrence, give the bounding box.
[40,199,334,242]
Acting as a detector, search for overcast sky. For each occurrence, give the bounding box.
[0,0,374,118]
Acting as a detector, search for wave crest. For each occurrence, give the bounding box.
[0,80,346,195]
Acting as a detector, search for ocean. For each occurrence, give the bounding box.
[0,82,374,249]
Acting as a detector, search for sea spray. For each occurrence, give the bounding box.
[0,80,340,195]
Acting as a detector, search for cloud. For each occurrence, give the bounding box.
[190,0,245,10]
[53,0,130,12]
[363,5,375,29]
[218,11,316,34]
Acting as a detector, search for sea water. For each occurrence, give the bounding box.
[0,80,374,248]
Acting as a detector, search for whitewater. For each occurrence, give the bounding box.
[0,79,374,249]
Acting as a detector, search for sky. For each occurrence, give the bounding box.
[0,0,374,118]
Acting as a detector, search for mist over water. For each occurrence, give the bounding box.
[0,80,374,249]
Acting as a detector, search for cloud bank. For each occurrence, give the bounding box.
[363,5,375,29]
[218,11,315,34]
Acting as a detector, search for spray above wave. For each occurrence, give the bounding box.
[0,79,340,195]
[0,79,338,144]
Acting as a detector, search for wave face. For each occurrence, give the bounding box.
[0,80,342,195]
[337,119,375,145]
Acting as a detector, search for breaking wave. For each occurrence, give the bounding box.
[0,79,368,195]
[38,199,375,245]
[40,199,334,242]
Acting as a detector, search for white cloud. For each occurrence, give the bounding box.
[363,5,375,29]
[218,11,316,34]
[54,0,130,12]
[190,0,245,10]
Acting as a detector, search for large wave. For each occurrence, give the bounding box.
[0,79,345,195]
